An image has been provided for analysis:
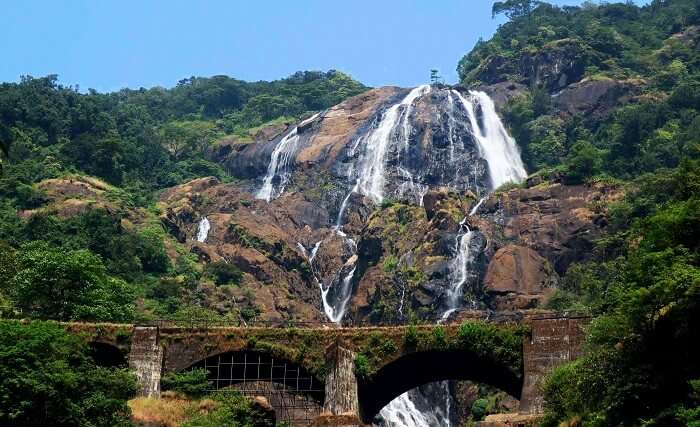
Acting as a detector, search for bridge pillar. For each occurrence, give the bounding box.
[519,317,587,414]
[311,343,362,426]
[128,326,164,398]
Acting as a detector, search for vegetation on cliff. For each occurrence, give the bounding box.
[459,0,700,424]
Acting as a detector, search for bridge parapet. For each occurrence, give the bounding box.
[63,312,589,425]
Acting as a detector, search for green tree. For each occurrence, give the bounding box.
[564,140,603,184]
[9,242,136,321]
[492,0,541,20]
[0,321,136,427]
[204,260,243,286]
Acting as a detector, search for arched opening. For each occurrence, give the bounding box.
[184,350,324,425]
[359,350,522,423]
[89,342,127,368]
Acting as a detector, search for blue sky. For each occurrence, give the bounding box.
[0,0,648,91]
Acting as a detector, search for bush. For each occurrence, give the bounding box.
[471,398,489,421]
[457,321,523,372]
[382,254,398,273]
[9,241,136,321]
[404,325,419,349]
[204,260,243,286]
[432,325,447,347]
[181,390,275,427]
[161,368,211,399]
[353,354,371,379]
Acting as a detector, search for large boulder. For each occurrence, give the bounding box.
[519,39,592,92]
[552,77,644,120]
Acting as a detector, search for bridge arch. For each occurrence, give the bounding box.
[182,350,325,425]
[357,349,522,423]
[88,341,128,368]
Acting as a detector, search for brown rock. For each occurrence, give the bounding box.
[484,245,557,310]
[296,87,400,167]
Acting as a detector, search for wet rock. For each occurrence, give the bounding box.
[479,182,622,275]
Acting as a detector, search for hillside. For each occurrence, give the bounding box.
[1,0,699,426]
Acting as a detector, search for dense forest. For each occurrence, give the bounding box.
[1,0,700,425]
[457,0,700,425]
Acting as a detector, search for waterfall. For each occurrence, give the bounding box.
[256,128,300,202]
[377,382,453,427]
[354,85,431,204]
[196,217,211,243]
[321,265,356,323]
[256,113,320,202]
[377,90,527,426]
[453,90,527,190]
[441,217,474,321]
[378,393,436,427]
[313,86,431,324]
[300,237,356,324]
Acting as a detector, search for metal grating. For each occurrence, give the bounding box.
[191,351,324,425]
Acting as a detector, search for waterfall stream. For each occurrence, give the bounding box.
[354,85,431,204]
[196,217,211,243]
[441,217,474,322]
[453,90,527,190]
[257,87,527,425]
[376,90,527,426]
[314,86,432,324]
[256,113,319,202]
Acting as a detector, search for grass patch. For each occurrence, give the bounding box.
[128,396,199,427]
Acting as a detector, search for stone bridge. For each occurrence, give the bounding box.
[65,312,588,426]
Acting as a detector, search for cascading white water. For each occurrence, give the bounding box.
[378,382,452,427]
[453,90,527,190]
[314,86,432,324]
[379,392,436,427]
[196,217,211,243]
[300,237,356,324]
[256,128,300,202]
[256,113,320,202]
[321,265,356,323]
[378,90,527,426]
[441,217,474,321]
[354,85,431,204]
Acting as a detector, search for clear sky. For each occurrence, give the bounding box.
[0,0,648,91]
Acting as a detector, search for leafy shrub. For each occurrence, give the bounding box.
[204,260,243,286]
[471,398,489,421]
[382,254,398,273]
[353,354,371,379]
[457,321,523,372]
[181,390,274,427]
[404,325,419,349]
[9,241,136,321]
[432,325,447,347]
[161,368,210,399]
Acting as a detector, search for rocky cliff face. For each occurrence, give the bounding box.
[154,85,619,327]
